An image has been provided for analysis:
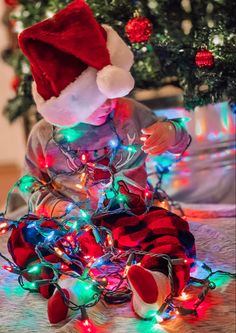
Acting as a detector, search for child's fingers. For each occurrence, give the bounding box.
[142,133,163,148]
[141,122,159,135]
[146,144,168,155]
[142,135,168,150]
[142,140,167,154]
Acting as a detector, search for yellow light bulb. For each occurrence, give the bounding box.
[181,291,188,300]
[54,247,63,256]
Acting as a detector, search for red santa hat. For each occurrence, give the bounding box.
[18,0,134,127]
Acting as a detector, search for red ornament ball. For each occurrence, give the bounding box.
[125,17,153,43]
[195,49,214,68]
[4,0,18,7]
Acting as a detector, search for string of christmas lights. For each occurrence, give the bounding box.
[1,193,235,325]
[0,114,235,326]
[1,236,235,326]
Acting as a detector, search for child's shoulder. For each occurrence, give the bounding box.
[117,97,148,109]
[115,97,149,120]
[28,119,53,142]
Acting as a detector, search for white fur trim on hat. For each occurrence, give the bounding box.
[96,65,135,98]
[95,25,135,98]
[32,67,107,127]
[102,24,134,71]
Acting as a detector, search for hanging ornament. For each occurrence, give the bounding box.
[125,10,153,43]
[195,49,214,68]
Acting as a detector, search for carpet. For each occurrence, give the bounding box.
[0,204,235,333]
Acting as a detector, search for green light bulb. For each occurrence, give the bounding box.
[18,175,37,193]
[117,194,126,202]
[80,209,89,219]
[71,279,101,306]
[72,222,78,230]
[127,146,137,153]
[181,117,191,124]
[105,190,115,199]
[28,265,40,274]
[60,128,82,142]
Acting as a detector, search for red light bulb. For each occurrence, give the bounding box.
[2,266,13,272]
[81,153,88,163]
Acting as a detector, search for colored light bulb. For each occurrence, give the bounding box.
[18,175,37,193]
[72,222,78,230]
[46,231,54,241]
[109,139,118,147]
[0,222,8,229]
[81,319,95,333]
[145,190,151,197]
[107,234,113,246]
[140,136,147,142]
[80,209,89,219]
[66,203,74,212]
[2,265,13,272]
[117,194,126,202]
[181,291,188,300]
[61,128,82,142]
[126,145,137,153]
[54,247,63,256]
[155,314,164,323]
[81,153,88,163]
[28,265,40,274]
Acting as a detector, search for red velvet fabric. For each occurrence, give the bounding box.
[8,208,195,298]
[98,207,196,295]
[8,218,61,268]
[8,222,38,268]
[128,265,158,303]
[18,0,110,100]
[8,217,62,298]
[48,289,70,324]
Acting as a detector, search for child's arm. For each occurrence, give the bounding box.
[141,120,190,155]
[132,99,191,155]
[23,121,78,218]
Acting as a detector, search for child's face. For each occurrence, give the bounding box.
[83,99,116,126]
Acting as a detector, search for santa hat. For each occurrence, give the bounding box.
[18,0,134,127]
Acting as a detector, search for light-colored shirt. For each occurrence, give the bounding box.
[24,98,190,217]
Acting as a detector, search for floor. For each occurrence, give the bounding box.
[0,164,21,210]
[0,204,235,333]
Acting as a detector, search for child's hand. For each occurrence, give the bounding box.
[141,121,176,155]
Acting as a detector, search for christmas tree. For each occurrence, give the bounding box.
[1,2,235,327]
[2,0,236,123]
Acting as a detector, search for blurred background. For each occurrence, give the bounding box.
[0,0,235,212]
[0,0,25,209]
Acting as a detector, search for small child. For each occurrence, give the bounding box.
[12,0,195,324]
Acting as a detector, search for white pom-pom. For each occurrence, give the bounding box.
[96,65,135,98]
